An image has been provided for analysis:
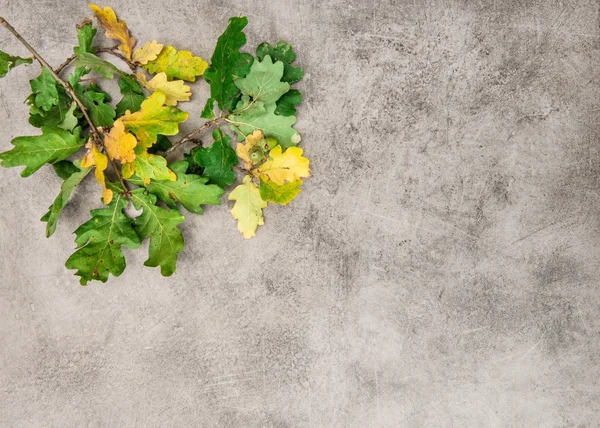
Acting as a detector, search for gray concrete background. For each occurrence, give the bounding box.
[1,0,599,426]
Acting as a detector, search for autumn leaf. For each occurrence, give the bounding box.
[120,91,188,147]
[104,119,137,163]
[133,40,163,65]
[235,129,263,170]
[89,4,136,59]
[137,72,191,106]
[229,175,267,239]
[144,45,208,82]
[122,145,176,185]
[0,126,84,177]
[259,177,301,205]
[130,188,184,277]
[66,193,141,285]
[81,142,113,204]
[257,145,310,186]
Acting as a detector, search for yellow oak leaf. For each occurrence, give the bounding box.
[133,40,163,65]
[137,72,191,106]
[257,145,310,186]
[81,143,113,204]
[89,4,136,59]
[120,91,188,147]
[103,119,137,163]
[143,45,208,82]
[228,175,267,239]
[236,130,263,170]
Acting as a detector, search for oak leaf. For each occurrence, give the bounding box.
[144,45,208,82]
[133,40,163,65]
[122,145,176,185]
[120,91,188,147]
[257,145,309,186]
[137,72,191,106]
[89,4,136,59]
[228,175,267,239]
[130,188,184,276]
[65,193,141,284]
[259,177,301,205]
[81,142,113,204]
[0,126,84,177]
[104,119,137,163]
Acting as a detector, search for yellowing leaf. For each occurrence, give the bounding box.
[236,130,263,169]
[143,45,208,82]
[137,72,191,106]
[81,143,113,204]
[120,91,188,147]
[133,40,163,65]
[257,145,310,186]
[104,119,137,163]
[228,175,267,239]
[89,4,136,59]
[122,145,176,185]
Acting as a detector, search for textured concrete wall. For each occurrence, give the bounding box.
[1,0,600,426]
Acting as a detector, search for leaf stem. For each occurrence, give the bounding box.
[163,117,221,156]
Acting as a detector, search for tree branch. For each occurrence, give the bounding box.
[163,117,221,156]
[0,16,130,196]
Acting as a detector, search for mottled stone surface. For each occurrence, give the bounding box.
[1,0,600,426]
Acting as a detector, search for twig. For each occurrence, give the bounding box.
[0,16,130,196]
[55,53,76,74]
[95,46,137,71]
[163,118,221,156]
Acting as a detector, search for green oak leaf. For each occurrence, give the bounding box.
[26,86,72,128]
[75,84,116,127]
[0,126,84,177]
[256,41,304,84]
[123,145,176,185]
[130,188,184,277]
[193,128,237,187]
[41,159,91,237]
[30,67,59,111]
[227,97,300,149]
[115,75,144,116]
[72,52,123,79]
[73,21,96,55]
[0,50,32,78]
[183,146,202,174]
[147,135,172,154]
[57,102,79,131]
[52,160,80,179]
[259,177,302,205]
[128,161,223,214]
[234,55,290,106]
[275,89,302,117]
[202,16,254,116]
[65,193,141,285]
